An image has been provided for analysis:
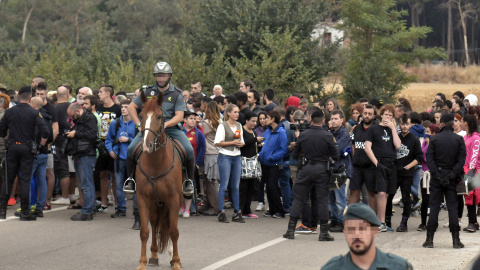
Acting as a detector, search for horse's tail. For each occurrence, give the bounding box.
[156,205,170,254]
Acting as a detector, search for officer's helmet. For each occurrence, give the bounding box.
[153,62,173,75]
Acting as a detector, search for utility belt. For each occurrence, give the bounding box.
[301,158,327,166]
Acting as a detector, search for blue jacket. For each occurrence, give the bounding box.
[410,124,425,138]
[331,126,352,178]
[105,116,136,160]
[183,126,206,167]
[259,125,288,166]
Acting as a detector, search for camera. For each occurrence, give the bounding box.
[290,120,308,132]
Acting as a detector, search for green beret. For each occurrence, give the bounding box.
[343,203,381,226]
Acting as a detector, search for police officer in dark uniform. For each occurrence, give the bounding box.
[0,86,49,221]
[283,110,339,241]
[125,61,194,196]
[322,203,413,270]
[424,113,466,249]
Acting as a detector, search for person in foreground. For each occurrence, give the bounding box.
[322,203,413,270]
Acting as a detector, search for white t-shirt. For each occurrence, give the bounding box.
[214,122,244,156]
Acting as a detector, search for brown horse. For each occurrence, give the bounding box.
[136,90,182,270]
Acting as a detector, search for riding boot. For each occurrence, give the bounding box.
[132,213,141,230]
[124,156,136,194]
[452,231,464,249]
[283,216,299,239]
[396,216,408,232]
[319,223,335,241]
[422,230,434,248]
[182,158,195,196]
[0,200,7,219]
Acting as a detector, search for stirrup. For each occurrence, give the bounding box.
[123,177,136,194]
[182,178,194,196]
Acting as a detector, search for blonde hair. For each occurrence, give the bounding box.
[224,104,238,122]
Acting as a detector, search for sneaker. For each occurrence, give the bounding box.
[285,212,290,216]
[97,205,108,212]
[111,210,126,218]
[273,212,285,218]
[242,213,258,219]
[417,224,426,231]
[410,210,419,217]
[295,223,312,234]
[178,205,185,216]
[224,202,232,209]
[311,227,317,234]
[255,202,265,212]
[19,212,37,221]
[218,210,229,223]
[440,202,447,210]
[399,201,404,208]
[465,223,476,233]
[43,203,51,211]
[443,222,449,228]
[7,198,16,206]
[329,223,344,233]
[412,199,422,210]
[232,212,245,223]
[386,225,394,232]
[379,223,388,232]
[51,197,71,205]
[71,213,93,221]
[183,210,190,219]
[263,212,272,217]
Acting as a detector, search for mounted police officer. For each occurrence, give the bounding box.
[124,61,194,196]
[322,203,413,270]
[0,86,49,221]
[283,109,339,241]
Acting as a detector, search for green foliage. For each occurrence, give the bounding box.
[339,0,443,107]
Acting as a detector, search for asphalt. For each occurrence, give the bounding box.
[0,199,479,270]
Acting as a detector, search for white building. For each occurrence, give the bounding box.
[311,19,346,46]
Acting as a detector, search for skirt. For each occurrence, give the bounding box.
[204,154,220,180]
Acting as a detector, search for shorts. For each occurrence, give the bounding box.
[374,159,397,194]
[47,153,54,169]
[54,152,70,180]
[95,152,114,172]
[350,165,375,191]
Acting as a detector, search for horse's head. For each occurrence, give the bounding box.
[139,90,164,153]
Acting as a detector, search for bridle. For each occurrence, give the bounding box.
[141,106,168,151]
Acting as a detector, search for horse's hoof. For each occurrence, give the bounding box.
[136,265,146,270]
[171,261,182,269]
[148,258,159,266]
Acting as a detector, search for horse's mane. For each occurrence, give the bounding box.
[143,97,161,114]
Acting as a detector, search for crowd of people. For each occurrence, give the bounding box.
[0,63,478,253]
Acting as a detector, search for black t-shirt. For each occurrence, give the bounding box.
[351,122,376,167]
[365,124,396,159]
[42,102,58,124]
[54,102,72,145]
[97,103,122,140]
[241,127,258,158]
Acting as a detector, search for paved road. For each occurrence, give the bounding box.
[1,199,479,270]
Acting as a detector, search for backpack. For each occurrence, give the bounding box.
[38,108,53,144]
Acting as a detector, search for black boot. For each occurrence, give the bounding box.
[0,201,6,219]
[283,216,298,239]
[422,230,434,248]
[132,213,141,230]
[452,231,464,249]
[396,216,408,232]
[19,210,37,221]
[385,216,392,228]
[319,224,334,241]
[182,158,195,196]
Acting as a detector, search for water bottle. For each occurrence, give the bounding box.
[52,145,56,155]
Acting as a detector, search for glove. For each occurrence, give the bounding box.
[467,169,476,177]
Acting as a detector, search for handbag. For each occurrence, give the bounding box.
[241,131,262,180]
[456,174,476,195]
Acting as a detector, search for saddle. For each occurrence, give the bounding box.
[133,136,187,168]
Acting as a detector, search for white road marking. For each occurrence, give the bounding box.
[200,237,287,270]
[143,112,153,148]
[0,206,68,222]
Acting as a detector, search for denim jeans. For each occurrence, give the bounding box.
[114,158,127,213]
[278,161,292,212]
[217,154,241,211]
[74,155,96,215]
[31,154,48,208]
[411,165,421,199]
[328,184,347,224]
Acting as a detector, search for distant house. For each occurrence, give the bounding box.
[311,19,347,46]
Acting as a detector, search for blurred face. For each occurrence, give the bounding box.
[195,111,203,124]
[361,102,368,107]
[453,94,460,100]
[77,88,90,103]
[299,103,307,113]
[362,108,374,125]
[465,100,470,108]
[399,119,411,134]
[213,86,222,96]
[191,83,201,93]
[327,101,335,112]
[344,219,377,256]
[239,82,249,93]
[442,105,450,113]
[228,107,240,121]
[184,115,196,129]
[381,110,394,122]
[259,114,266,127]
[133,89,140,99]
[266,115,275,126]
[83,98,93,112]
[31,78,42,89]
[451,99,459,111]
[186,100,194,110]
[434,112,441,124]
[35,89,47,102]
[329,113,343,129]
[435,95,442,101]
[247,92,256,105]
[453,117,462,130]
[182,90,190,101]
[351,109,360,122]
[98,87,109,101]
[121,104,129,116]
[155,73,170,88]
[246,116,257,130]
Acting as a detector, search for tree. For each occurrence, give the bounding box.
[449,0,478,65]
[340,0,444,106]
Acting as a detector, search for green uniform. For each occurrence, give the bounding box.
[322,248,413,270]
